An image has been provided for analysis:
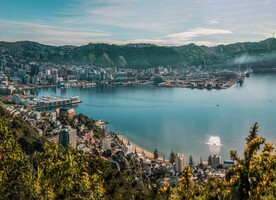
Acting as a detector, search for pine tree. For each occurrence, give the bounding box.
[153,146,158,160]
[228,122,268,200]
[208,155,212,166]
[169,150,176,164]
[189,155,194,167]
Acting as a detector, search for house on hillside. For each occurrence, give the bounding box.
[60,107,75,120]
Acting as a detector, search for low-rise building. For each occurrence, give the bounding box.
[122,142,133,155]
[60,108,75,120]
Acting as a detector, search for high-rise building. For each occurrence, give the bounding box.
[52,70,58,85]
[175,153,186,173]
[85,67,90,80]
[210,155,221,168]
[33,75,39,84]
[59,126,77,148]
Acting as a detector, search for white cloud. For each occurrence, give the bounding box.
[163,28,232,41]
[209,19,219,24]
[0,19,111,45]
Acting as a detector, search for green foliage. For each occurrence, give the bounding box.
[73,114,105,139]
[169,150,176,164]
[0,119,35,199]
[154,146,159,160]
[189,155,194,167]
[228,122,276,200]
[31,143,106,199]
[1,107,276,200]
[162,123,276,200]
[0,115,153,199]
[2,38,276,68]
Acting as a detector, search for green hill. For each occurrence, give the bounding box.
[1,38,276,69]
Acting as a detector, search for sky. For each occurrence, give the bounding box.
[0,0,275,46]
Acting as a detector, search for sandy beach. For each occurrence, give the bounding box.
[116,134,156,160]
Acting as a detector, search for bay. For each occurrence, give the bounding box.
[35,73,276,162]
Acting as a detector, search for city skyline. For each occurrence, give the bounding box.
[0,0,275,46]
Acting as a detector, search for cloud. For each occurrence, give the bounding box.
[234,53,276,65]
[0,19,111,45]
[209,19,219,24]
[163,28,232,42]
[0,18,233,46]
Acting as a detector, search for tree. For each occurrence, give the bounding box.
[208,155,212,166]
[153,146,158,160]
[169,150,176,164]
[227,122,276,200]
[162,123,276,199]
[0,119,34,199]
[189,155,194,167]
[199,157,204,169]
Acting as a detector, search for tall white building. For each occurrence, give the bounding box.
[175,153,186,173]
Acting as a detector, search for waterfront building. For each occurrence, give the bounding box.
[59,126,77,148]
[175,153,186,173]
[52,70,58,85]
[122,142,132,155]
[34,96,81,109]
[33,75,39,84]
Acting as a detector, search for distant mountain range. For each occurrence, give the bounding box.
[1,38,276,69]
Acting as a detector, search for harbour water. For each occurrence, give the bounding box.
[34,73,276,162]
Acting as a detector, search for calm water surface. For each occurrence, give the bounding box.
[35,73,276,162]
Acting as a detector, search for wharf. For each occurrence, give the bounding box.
[158,76,240,90]
[33,95,81,110]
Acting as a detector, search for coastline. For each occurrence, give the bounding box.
[116,134,156,160]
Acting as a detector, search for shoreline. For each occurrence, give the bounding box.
[116,134,158,160]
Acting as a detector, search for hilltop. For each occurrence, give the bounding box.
[1,38,276,69]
